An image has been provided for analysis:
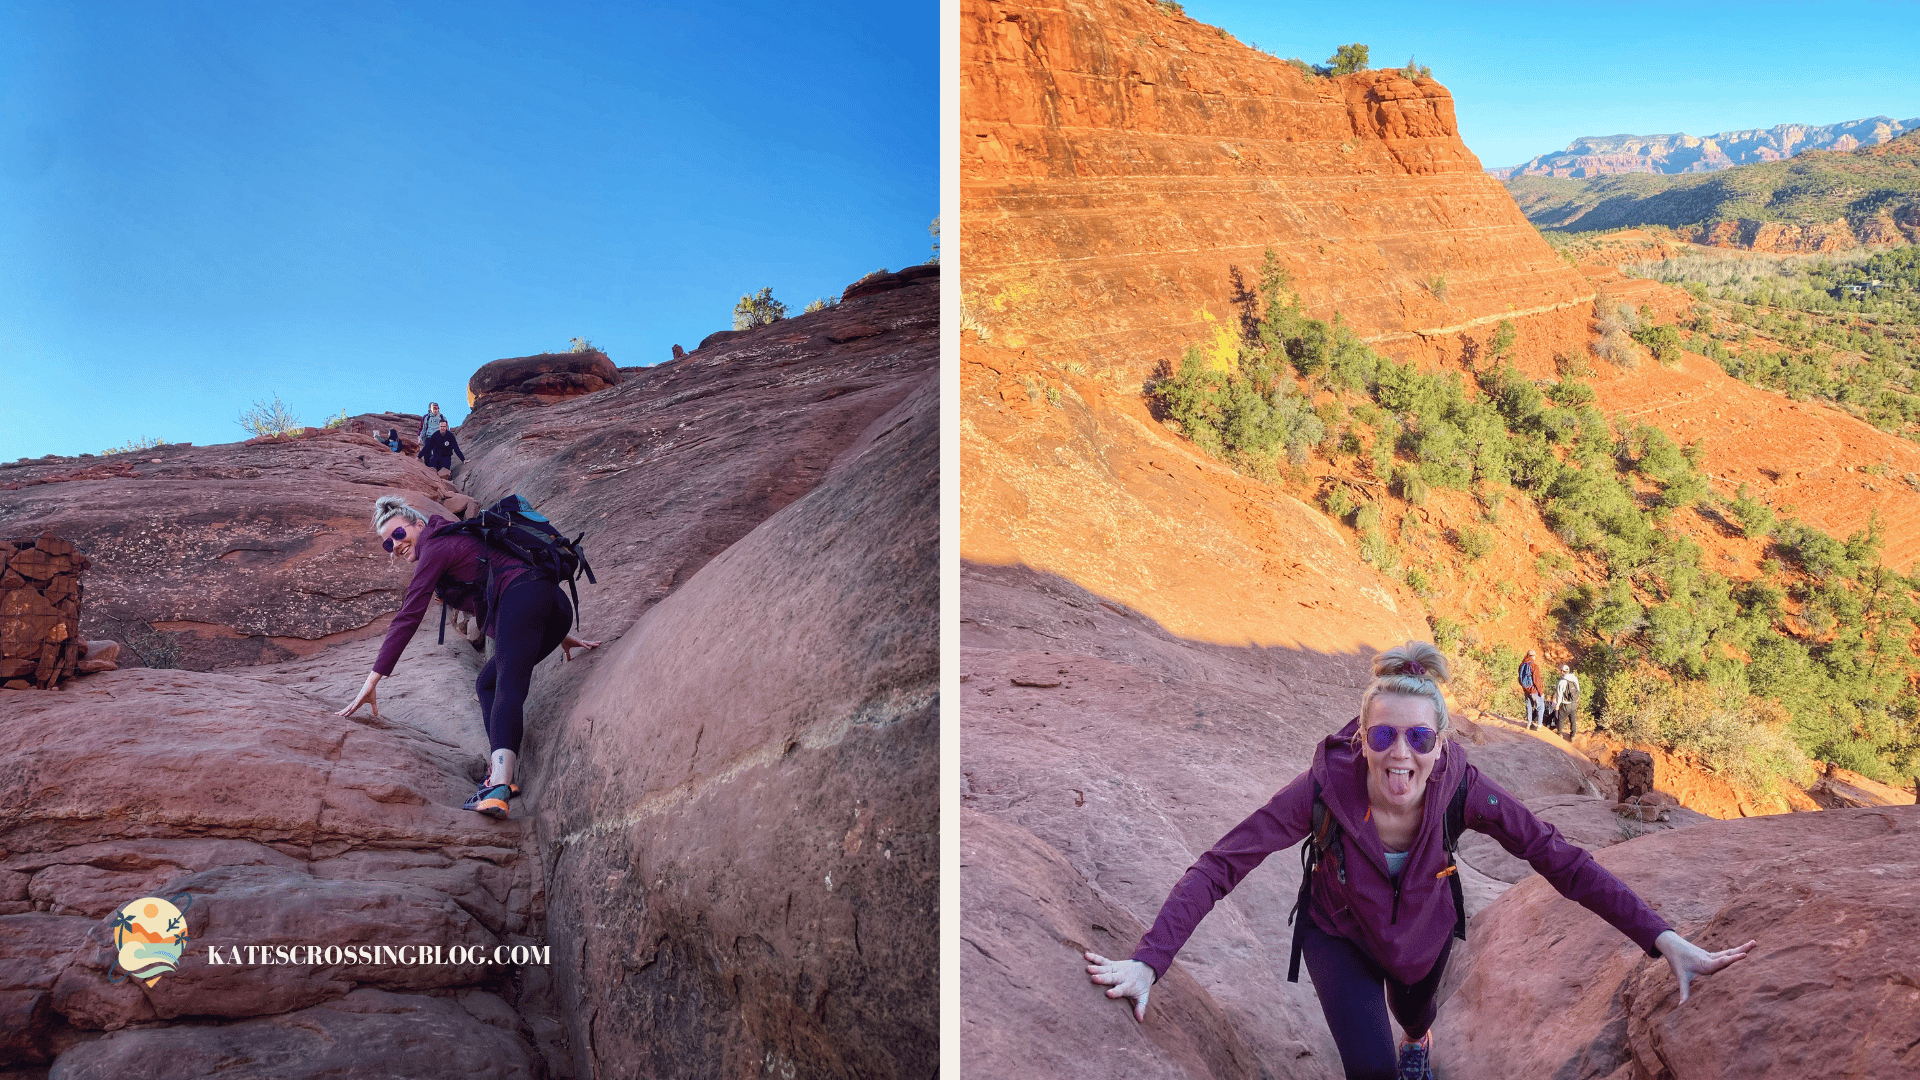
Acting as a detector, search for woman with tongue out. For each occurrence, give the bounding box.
[1086,641,1754,1080]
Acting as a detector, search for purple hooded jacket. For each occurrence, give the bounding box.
[1130,717,1672,986]
[372,515,533,676]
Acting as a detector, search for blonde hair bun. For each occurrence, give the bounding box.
[1360,640,1453,732]
[1371,640,1450,683]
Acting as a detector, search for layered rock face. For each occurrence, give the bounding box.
[0,271,937,1078]
[962,0,1595,374]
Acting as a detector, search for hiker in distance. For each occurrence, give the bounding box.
[337,495,600,819]
[1554,663,1582,739]
[1519,648,1546,730]
[417,401,446,442]
[419,417,465,475]
[1084,641,1755,1080]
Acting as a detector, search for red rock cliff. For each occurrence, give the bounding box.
[962,0,1595,372]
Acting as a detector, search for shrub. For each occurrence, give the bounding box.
[1358,525,1395,569]
[1321,486,1356,521]
[1153,0,1183,13]
[1632,323,1684,366]
[237,394,301,438]
[324,409,350,429]
[568,336,597,353]
[804,297,840,314]
[1597,665,1814,794]
[1455,525,1494,561]
[733,288,787,330]
[102,435,166,456]
[928,216,940,264]
[1489,319,1517,363]
[1430,615,1463,653]
[1405,567,1433,595]
[1393,464,1429,505]
[1326,43,1369,75]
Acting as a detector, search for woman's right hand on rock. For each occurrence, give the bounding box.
[337,672,382,718]
[1085,952,1154,1021]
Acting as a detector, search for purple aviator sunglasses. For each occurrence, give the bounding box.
[1364,724,1439,755]
[382,526,408,552]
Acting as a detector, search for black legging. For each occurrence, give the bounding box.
[1300,918,1452,1080]
[474,577,571,756]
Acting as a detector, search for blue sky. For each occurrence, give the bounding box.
[1187,1,1920,170]
[0,0,936,460]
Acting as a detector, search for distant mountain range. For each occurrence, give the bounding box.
[1504,131,1920,250]
[1491,116,1920,179]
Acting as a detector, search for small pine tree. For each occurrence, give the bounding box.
[733,288,788,330]
[1326,43,1369,76]
[929,217,940,264]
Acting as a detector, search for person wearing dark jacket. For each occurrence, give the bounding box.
[336,496,599,819]
[1085,641,1754,1080]
[383,428,403,453]
[419,418,465,472]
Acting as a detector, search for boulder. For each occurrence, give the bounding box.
[75,639,119,674]
[1616,749,1656,802]
[0,534,91,688]
[840,262,939,301]
[467,350,619,406]
[1436,806,1920,1080]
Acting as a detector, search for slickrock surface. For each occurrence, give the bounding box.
[963,342,1424,652]
[45,989,537,1080]
[0,268,937,1078]
[0,668,543,1071]
[537,373,937,1077]
[0,432,469,669]
[960,563,1663,1078]
[1436,805,1920,1080]
[962,0,1594,376]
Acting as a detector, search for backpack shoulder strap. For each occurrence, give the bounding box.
[1442,767,1473,941]
[1287,779,1342,983]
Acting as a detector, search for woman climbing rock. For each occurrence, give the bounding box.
[1085,641,1753,1080]
[337,495,599,819]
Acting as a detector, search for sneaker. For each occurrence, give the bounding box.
[1396,1033,1433,1080]
[463,783,513,819]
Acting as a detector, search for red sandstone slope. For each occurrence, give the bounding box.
[0,273,937,1078]
[963,0,1594,373]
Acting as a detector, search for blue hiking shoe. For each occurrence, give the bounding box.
[463,783,513,819]
[1396,1032,1433,1080]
